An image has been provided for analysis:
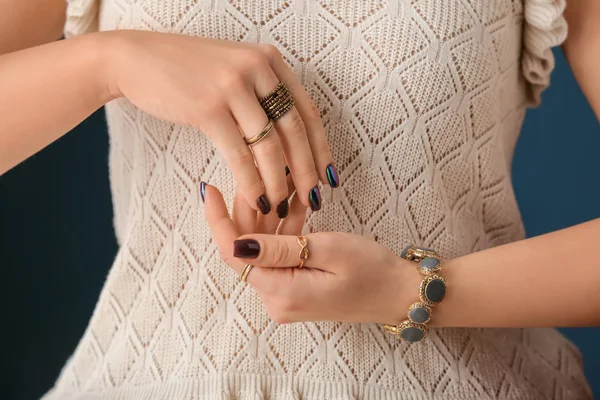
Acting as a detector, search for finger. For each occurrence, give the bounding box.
[256,169,296,234]
[229,85,288,217]
[233,233,332,271]
[277,195,308,236]
[203,184,265,284]
[250,59,321,212]
[205,113,265,213]
[260,45,339,191]
[232,186,257,236]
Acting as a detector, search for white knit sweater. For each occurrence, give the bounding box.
[44,0,592,399]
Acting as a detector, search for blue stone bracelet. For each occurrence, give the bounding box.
[384,245,447,343]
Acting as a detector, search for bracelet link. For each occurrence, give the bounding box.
[384,245,447,343]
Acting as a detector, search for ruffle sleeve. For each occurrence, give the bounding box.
[64,0,100,38]
[521,0,568,106]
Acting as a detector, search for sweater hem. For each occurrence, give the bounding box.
[43,374,478,400]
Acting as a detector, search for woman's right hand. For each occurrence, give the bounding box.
[102,30,338,215]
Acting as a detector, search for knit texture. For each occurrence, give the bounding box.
[45,0,591,399]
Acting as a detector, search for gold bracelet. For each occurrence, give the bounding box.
[383,245,447,343]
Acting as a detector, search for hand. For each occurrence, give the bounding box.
[229,169,309,236]
[102,30,338,215]
[203,184,420,325]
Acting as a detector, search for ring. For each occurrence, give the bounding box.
[240,264,254,282]
[244,119,275,146]
[297,235,309,268]
[259,82,295,121]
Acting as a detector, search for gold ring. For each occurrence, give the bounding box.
[245,119,275,146]
[297,235,309,268]
[240,264,254,282]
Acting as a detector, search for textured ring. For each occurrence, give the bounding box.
[245,119,275,146]
[297,235,309,268]
[240,264,254,282]
[259,82,295,121]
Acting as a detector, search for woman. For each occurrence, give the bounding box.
[1,0,598,398]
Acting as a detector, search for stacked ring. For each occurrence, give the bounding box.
[245,119,275,146]
[383,245,448,343]
[259,82,295,121]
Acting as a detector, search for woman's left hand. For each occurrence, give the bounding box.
[203,184,420,325]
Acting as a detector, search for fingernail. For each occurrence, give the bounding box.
[285,166,291,176]
[234,239,260,259]
[309,186,321,211]
[276,199,289,218]
[326,164,340,188]
[257,195,271,215]
[200,181,207,202]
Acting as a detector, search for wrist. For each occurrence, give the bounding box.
[81,31,129,102]
[383,254,422,325]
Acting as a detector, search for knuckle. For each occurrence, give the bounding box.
[313,137,332,159]
[230,145,255,168]
[242,180,265,199]
[271,240,291,266]
[292,163,318,184]
[199,100,226,120]
[286,112,307,139]
[258,44,282,64]
[305,98,323,122]
[243,49,270,70]
[257,135,282,158]
[219,68,247,91]
[218,247,232,265]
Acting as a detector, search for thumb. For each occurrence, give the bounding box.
[233,233,331,271]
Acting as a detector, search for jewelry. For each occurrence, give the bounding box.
[259,82,295,121]
[383,245,447,343]
[297,235,309,268]
[240,264,254,282]
[245,119,275,146]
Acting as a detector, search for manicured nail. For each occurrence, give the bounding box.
[309,186,321,211]
[326,164,340,188]
[276,199,289,218]
[257,195,271,215]
[285,166,291,176]
[233,239,260,259]
[200,181,207,202]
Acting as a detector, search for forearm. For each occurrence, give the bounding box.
[0,34,115,174]
[563,1,600,120]
[434,218,600,328]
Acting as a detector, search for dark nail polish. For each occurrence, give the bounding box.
[309,186,321,211]
[326,164,340,188]
[285,165,291,176]
[276,199,289,218]
[257,195,271,215]
[234,239,260,259]
[200,181,207,202]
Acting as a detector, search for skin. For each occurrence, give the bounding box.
[0,25,335,215]
[206,1,600,328]
[1,1,599,328]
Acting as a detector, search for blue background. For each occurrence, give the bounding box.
[0,48,598,399]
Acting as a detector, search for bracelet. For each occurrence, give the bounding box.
[383,244,447,343]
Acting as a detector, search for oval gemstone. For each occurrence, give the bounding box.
[400,326,425,342]
[425,279,446,303]
[409,307,429,323]
[420,257,440,270]
[400,245,413,259]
